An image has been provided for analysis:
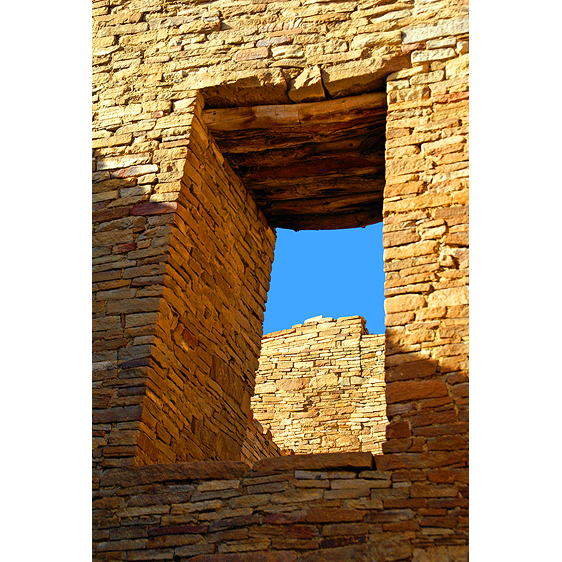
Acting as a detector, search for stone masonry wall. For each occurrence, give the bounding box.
[377,11,469,552]
[242,417,284,466]
[252,316,387,455]
[94,454,467,561]
[93,92,276,473]
[93,0,469,559]
[137,96,277,465]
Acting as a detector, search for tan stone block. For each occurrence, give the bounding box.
[276,378,308,391]
[97,153,151,171]
[385,294,426,315]
[415,307,447,321]
[384,240,438,261]
[234,46,269,61]
[351,30,402,50]
[412,48,456,63]
[420,225,447,240]
[427,287,468,307]
[386,157,432,177]
[288,65,326,103]
[386,132,439,149]
[388,85,430,104]
[384,181,424,198]
[384,193,452,213]
[383,230,421,248]
[410,70,445,85]
[387,65,429,81]
[386,380,448,404]
[309,372,338,388]
[446,54,469,79]
[444,232,469,246]
[385,172,420,185]
[386,127,411,139]
[92,134,133,149]
[385,312,415,327]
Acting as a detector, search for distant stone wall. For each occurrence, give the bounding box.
[252,316,387,455]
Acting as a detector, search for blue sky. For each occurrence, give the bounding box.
[262,222,385,336]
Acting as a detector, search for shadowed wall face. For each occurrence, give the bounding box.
[93,95,276,469]
[137,102,277,464]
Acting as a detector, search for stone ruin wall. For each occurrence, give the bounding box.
[93,0,469,559]
[95,452,467,562]
[252,316,387,455]
[93,93,277,469]
[242,416,283,465]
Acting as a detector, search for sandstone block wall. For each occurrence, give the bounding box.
[93,0,469,558]
[381,26,469,464]
[93,92,276,473]
[242,417,284,466]
[252,316,387,455]
[94,454,467,561]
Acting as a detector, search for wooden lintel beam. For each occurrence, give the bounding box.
[267,207,383,231]
[202,92,387,132]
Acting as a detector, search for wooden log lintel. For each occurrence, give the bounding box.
[203,92,387,132]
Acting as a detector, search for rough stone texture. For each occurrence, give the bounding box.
[93,0,469,559]
[287,66,326,103]
[242,417,284,465]
[93,454,467,561]
[252,316,387,455]
[93,92,276,471]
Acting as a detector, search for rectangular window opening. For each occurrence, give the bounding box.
[248,224,388,458]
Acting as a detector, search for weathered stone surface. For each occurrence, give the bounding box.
[93,405,143,424]
[386,381,448,404]
[101,461,250,487]
[184,68,291,107]
[385,294,426,314]
[305,508,365,523]
[411,48,457,63]
[402,18,469,44]
[253,317,386,456]
[252,452,373,475]
[321,53,410,98]
[427,287,469,307]
[93,1,469,559]
[234,47,270,61]
[287,66,326,103]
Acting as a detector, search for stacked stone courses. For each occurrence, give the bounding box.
[93,0,469,560]
[252,316,387,455]
[242,416,284,465]
[94,453,467,561]
[93,93,277,471]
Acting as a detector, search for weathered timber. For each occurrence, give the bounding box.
[207,119,386,154]
[249,176,385,201]
[202,93,387,230]
[261,205,384,231]
[202,92,387,131]
[224,134,385,168]
[237,153,385,185]
[255,191,383,215]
